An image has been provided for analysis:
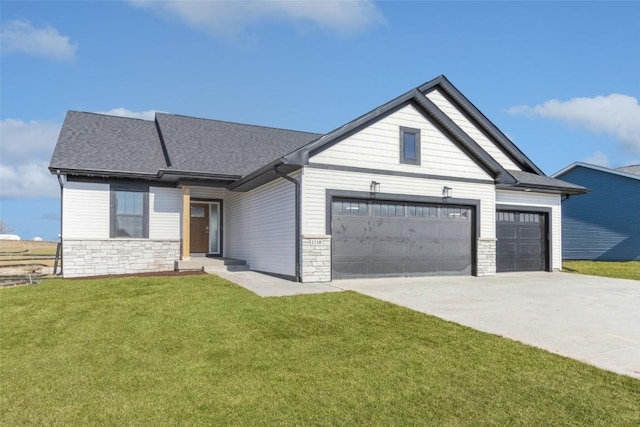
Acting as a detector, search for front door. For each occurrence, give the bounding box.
[190,203,209,253]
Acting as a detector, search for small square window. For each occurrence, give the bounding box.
[400,127,420,165]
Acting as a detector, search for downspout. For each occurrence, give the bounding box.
[55,170,64,275]
[273,164,301,282]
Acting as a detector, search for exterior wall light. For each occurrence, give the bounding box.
[442,186,452,199]
[370,181,380,195]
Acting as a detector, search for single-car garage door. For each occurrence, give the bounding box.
[496,210,547,272]
[332,198,473,279]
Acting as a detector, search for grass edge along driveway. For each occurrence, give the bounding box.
[1,275,639,426]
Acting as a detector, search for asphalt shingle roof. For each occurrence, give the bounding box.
[507,169,588,194]
[155,113,321,176]
[49,111,166,175]
[616,164,640,176]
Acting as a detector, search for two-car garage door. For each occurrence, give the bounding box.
[331,198,473,279]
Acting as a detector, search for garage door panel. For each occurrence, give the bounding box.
[439,260,471,275]
[404,261,439,274]
[332,216,368,237]
[373,220,405,236]
[371,262,405,276]
[371,241,404,258]
[520,243,542,256]
[332,261,369,277]
[439,223,470,239]
[497,225,517,239]
[406,241,437,259]
[333,239,368,259]
[406,221,439,237]
[497,210,546,272]
[332,198,473,279]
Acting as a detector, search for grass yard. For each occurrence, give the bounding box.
[563,260,640,280]
[1,276,639,425]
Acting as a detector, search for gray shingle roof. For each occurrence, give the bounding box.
[155,113,321,176]
[507,170,588,194]
[49,111,166,176]
[616,164,640,176]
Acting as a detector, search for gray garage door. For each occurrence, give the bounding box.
[496,210,547,272]
[332,199,472,279]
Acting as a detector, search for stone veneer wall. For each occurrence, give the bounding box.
[476,237,496,276]
[301,235,331,283]
[63,239,181,278]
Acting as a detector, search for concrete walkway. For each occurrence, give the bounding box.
[212,270,343,297]
[334,272,640,379]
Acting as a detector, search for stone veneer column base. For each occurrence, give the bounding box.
[477,237,497,276]
[301,235,331,283]
[63,239,181,278]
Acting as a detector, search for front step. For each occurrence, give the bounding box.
[175,257,249,273]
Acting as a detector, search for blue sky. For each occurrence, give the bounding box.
[1,1,639,241]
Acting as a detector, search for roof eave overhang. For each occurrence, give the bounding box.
[49,167,158,180]
[496,183,589,195]
[227,159,302,192]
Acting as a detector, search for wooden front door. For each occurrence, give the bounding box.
[190,203,209,253]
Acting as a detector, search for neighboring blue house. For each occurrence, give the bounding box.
[552,162,640,261]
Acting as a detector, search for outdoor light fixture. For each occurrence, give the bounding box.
[370,180,380,195]
[442,186,452,199]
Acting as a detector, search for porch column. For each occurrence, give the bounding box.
[181,185,190,260]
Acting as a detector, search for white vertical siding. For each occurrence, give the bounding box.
[310,104,491,181]
[149,186,181,240]
[496,190,562,270]
[225,176,296,276]
[426,90,522,171]
[301,167,496,238]
[63,181,110,239]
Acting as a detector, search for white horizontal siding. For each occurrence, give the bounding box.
[426,90,522,171]
[496,190,562,270]
[149,186,181,240]
[190,187,226,200]
[310,104,491,180]
[301,168,496,238]
[225,176,296,276]
[63,181,110,239]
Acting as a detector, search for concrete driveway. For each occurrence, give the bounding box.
[335,272,640,379]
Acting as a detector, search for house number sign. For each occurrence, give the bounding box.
[308,239,324,246]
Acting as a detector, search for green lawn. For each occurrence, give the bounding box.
[563,260,640,280]
[1,276,639,425]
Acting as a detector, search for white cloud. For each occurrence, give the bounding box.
[582,151,611,168]
[129,0,384,37]
[95,108,161,121]
[0,109,161,199]
[508,94,640,154]
[0,161,59,199]
[0,119,61,163]
[0,119,61,198]
[0,20,77,61]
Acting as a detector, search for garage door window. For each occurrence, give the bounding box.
[408,204,438,218]
[442,207,470,220]
[333,199,368,215]
[372,202,404,216]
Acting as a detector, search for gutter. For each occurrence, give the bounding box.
[273,164,301,282]
[55,170,64,275]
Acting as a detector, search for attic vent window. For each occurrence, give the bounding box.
[400,127,420,165]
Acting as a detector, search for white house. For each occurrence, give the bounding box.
[49,75,586,280]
